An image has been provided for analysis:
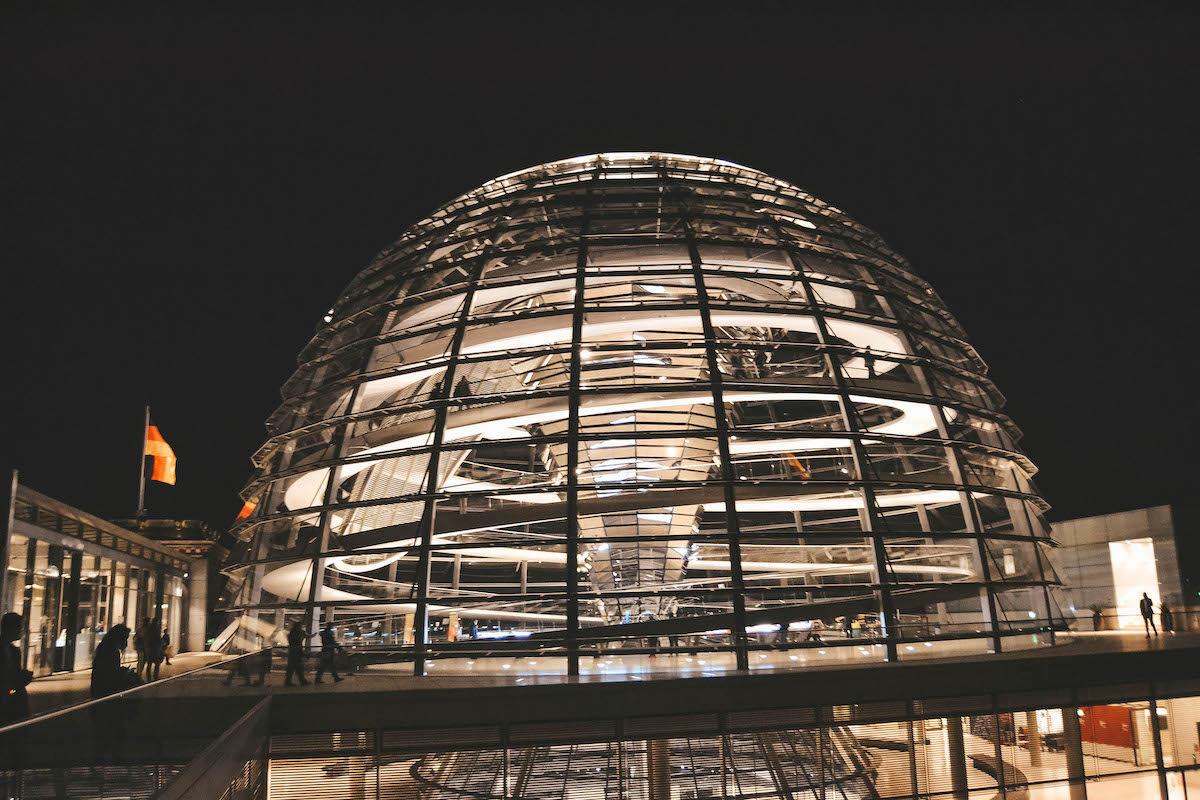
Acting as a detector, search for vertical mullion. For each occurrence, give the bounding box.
[1015,491,1059,644]
[412,255,491,676]
[566,175,597,676]
[305,381,363,641]
[674,181,751,671]
[1148,687,1169,800]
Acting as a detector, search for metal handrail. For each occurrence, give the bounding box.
[0,649,258,736]
[156,695,271,800]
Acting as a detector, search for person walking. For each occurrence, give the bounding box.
[284,622,309,687]
[862,348,877,379]
[1140,592,1159,636]
[254,645,272,687]
[146,617,163,679]
[1,613,33,726]
[161,628,172,665]
[315,624,343,684]
[134,618,149,680]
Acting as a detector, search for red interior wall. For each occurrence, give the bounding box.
[1081,705,1135,749]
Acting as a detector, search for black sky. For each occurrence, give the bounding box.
[3,4,1197,527]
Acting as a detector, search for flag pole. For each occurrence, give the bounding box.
[136,404,149,519]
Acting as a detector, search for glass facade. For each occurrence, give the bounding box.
[223,152,1067,673]
[5,488,190,677]
[261,684,1200,800]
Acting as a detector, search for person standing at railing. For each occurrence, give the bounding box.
[1,613,32,726]
[89,625,140,766]
[2,613,34,776]
[1161,602,1175,634]
[91,625,139,698]
[1140,593,1159,636]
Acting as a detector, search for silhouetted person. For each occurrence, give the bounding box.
[146,616,163,679]
[862,348,877,379]
[161,628,171,665]
[1140,593,1158,636]
[255,645,272,686]
[90,625,139,765]
[315,625,343,683]
[454,376,472,398]
[91,625,137,699]
[1,613,32,726]
[134,618,150,679]
[1161,603,1175,634]
[284,622,308,687]
[753,347,769,378]
[1,613,33,777]
[225,649,256,686]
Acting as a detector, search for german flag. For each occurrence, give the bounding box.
[236,497,258,520]
[145,424,177,485]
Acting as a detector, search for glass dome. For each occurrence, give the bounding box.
[220,152,1067,674]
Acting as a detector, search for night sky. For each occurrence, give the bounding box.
[4,5,1197,528]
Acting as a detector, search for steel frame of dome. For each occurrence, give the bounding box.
[221,152,1067,675]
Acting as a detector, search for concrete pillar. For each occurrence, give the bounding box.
[1026,710,1043,767]
[915,718,929,796]
[946,716,969,800]
[1061,706,1087,800]
[403,612,415,645]
[448,611,459,642]
[645,740,671,800]
[186,556,208,652]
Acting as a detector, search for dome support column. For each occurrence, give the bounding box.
[676,187,751,672]
[412,252,492,676]
[779,238,900,663]
[840,256,1002,655]
[564,175,597,676]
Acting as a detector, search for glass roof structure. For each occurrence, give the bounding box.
[220,152,1067,674]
